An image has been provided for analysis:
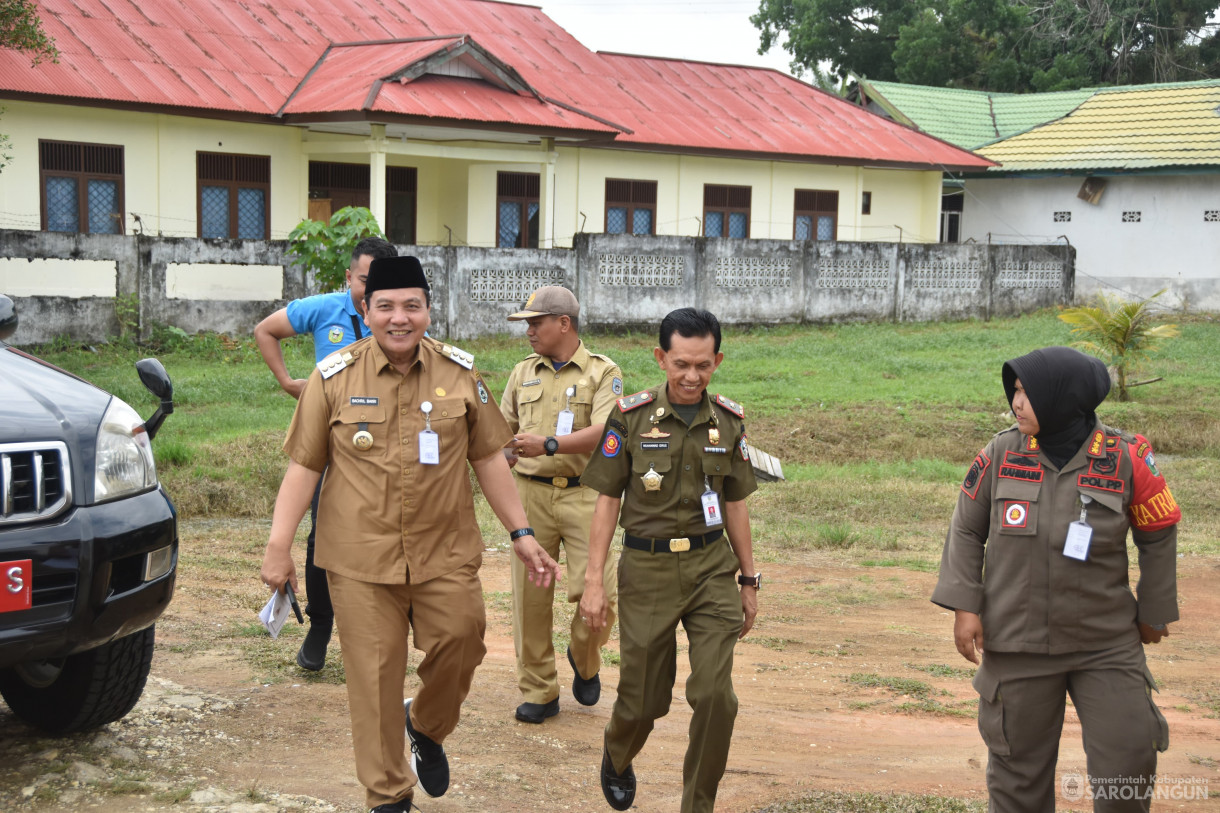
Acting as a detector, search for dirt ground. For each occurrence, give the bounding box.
[5,544,1220,812]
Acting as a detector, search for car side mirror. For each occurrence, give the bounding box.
[0,295,17,342]
[135,358,174,441]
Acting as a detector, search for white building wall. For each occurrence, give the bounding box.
[962,174,1220,309]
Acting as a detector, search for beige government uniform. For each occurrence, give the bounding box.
[933,421,1180,813]
[285,334,511,809]
[500,341,622,702]
[582,385,757,813]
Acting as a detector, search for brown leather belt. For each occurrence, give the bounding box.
[623,529,723,553]
[521,473,582,488]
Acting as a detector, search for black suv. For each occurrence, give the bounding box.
[0,294,178,734]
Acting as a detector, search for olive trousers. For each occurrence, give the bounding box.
[605,536,743,813]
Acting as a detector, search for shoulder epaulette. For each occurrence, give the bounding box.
[713,393,744,418]
[317,349,354,379]
[617,390,655,412]
[439,343,474,370]
[589,351,616,364]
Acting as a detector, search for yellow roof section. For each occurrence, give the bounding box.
[979,81,1220,171]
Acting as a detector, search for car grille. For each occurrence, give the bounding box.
[0,442,72,525]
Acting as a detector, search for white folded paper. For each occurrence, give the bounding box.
[258,589,292,639]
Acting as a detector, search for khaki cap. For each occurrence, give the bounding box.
[507,286,579,320]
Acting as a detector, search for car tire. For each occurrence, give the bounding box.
[0,625,156,734]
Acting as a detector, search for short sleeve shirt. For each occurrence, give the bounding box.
[582,385,757,539]
[284,335,512,584]
[499,340,623,478]
[286,291,371,363]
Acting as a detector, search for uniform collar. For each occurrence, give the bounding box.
[532,339,590,372]
[654,384,713,426]
[368,334,430,375]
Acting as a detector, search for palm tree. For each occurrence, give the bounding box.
[1057,290,1179,401]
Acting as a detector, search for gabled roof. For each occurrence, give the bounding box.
[854,77,1094,149]
[0,0,993,169]
[976,81,1220,172]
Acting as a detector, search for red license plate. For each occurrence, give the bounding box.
[0,560,33,612]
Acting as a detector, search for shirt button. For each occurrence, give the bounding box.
[401,408,408,414]
[682,498,689,505]
[684,464,691,471]
[360,414,366,420]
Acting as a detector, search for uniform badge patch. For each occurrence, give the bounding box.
[1024,435,1039,452]
[612,377,623,395]
[601,429,623,457]
[1087,430,1105,456]
[640,426,670,439]
[477,379,489,404]
[739,435,750,461]
[961,451,991,500]
[328,326,344,344]
[1144,452,1160,477]
[1001,501,1029,528]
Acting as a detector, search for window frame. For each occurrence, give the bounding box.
[793,189,838,241]
[702,184,751,239]
[196,151,271,240]
[605,178,657,236]
[496,171,540,248]
[38,139,126,235]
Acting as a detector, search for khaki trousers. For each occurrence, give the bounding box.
[605,536,743,813]
[512,477,618,703]
[328,562,487,809]
[974,643,1169,813]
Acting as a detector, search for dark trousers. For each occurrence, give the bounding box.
[304,474,333,625]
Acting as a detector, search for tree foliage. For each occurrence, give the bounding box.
[285,207,385,293]
[1,0,60,65]
[1057,290,1180,401]
[752,0,1220,92]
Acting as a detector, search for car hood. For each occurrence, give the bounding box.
[0,345,112,449]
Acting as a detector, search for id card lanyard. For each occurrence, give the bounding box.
[701,476,722,527]
[1063,494,1093,561]
[556,385,575,436]
[419,400,439,465]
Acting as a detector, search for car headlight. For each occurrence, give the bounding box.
[93,397,158,503]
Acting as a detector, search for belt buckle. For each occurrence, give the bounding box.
[552,476,569,488]
[668,537,691,552]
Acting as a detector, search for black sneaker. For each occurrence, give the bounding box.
[369,795,419,812]
[601,744,636,810]
[404,699,449,797]
[514,697,559,724]
[568,647,601,706]
[296,622,331,671]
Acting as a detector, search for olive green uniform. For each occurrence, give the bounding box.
[500,341,623,703]
[582,385,757,813]
[933,422,1180,812]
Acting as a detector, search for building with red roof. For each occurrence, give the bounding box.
[0,0,992,247]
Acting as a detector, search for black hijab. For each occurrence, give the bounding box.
[1001,347,1111,468]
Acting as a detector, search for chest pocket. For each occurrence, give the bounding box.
[701,450,731,492]
[336,404,387,457]
[430,398,468,448]
[567,385,594,430]
[631,446,673,498]
[993,479,1040,538]
[1078,486,1127,548]
[515,384,546,432]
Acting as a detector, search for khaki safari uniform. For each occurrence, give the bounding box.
[500,341,623,702]
[933,421,1180,813]
[285,335,511,809]
[582,385,757,813]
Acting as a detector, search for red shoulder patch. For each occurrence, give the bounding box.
[617,390,655,412]
[714,393,744,418]
[1126,434,1181,531]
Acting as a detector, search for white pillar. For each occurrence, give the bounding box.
[540,137,556,248]
[368,124,387,232]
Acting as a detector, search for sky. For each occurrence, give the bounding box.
[535,0,798,76]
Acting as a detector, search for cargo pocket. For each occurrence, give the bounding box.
[973,667,1011,756]
[993,480,1040,538]
[1142,664,1170,753]
[631,453,672,499]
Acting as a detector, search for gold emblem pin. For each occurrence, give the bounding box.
[640,426,671,439]
[641,463,663,492]
[435,387,446,397]
[708,427,720,445]
[579,378,587,387]
[353,430,374,451]
[655,407,665,418]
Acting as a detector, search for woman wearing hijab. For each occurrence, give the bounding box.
[932,346,1181,813]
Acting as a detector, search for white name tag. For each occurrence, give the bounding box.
[701,489,722,527]
[419,430,440,465]
[1063,520,1092,561]
[556,409,574,436]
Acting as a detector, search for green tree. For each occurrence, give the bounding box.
[2,0,60,65]
[285,207,385,293]
[1057,290,1180,401]
[752,0,1220,91]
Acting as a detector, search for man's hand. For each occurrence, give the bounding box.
[512,535,561,588]
[1139,622,1170,644]
[284,378,307,400]
[953,609,984,664]
[739,586,758,639]
[260,545,297,594]
[580,582,609,634]
[509,433,546,458]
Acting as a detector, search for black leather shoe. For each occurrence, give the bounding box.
[567,647,601,706]
[369,794,418,812]
[601,746,636,810]
[405,699,449,797]
[296,621,331,671]
[514,697,559,724]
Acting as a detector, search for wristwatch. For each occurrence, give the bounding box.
[509,527,535,542]
[544,436,559,456]
[737,572,762,589]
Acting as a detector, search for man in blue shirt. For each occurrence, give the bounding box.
[255,236,398,669]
